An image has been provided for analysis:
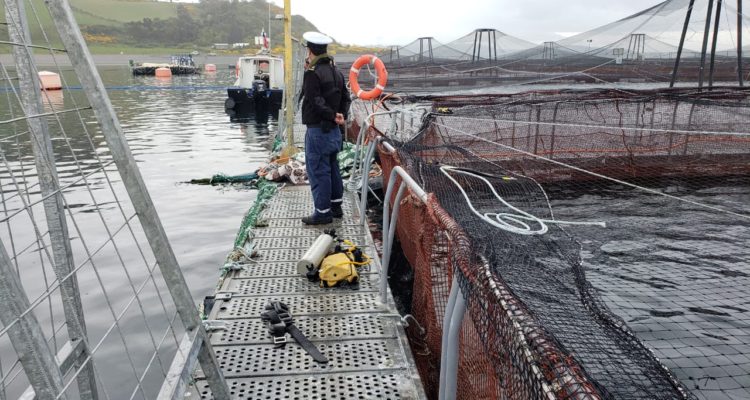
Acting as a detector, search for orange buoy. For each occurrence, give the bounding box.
[205,63,217,72]
[155,67,172,78]
[38,71,62,90]
[349,54,388,100]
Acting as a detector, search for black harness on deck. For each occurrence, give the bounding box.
[260,301,329,364]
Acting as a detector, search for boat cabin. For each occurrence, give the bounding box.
[235,56,284,90]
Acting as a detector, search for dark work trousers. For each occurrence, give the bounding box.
[305,125,343,217]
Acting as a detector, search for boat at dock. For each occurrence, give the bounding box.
[131,54,199,76]
[225,53,284,112]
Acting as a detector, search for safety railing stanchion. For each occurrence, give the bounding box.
[358,137,381,224]
[43,1,230,397]
[439,274,466,400]
[347,121,370,190]
[348,110,401,191]
[379,164,428,304]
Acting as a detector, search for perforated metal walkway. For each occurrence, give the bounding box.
[191,184,426,399]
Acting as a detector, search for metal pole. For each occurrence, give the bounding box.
[42,1,230,397]
[358,140,378,223]
[493,30,498,61]
[439,275,466,400]
[3,1,97,398]
[471,30,478,63]
[487,31,492,61]
[699,0,716,87]
[267,0,271,46]
[380,182,406,304]
[283,0,294,150]
[0,239,67,400]
[709,0,723,87]
[671,0,696,87]
[438,275,459,399]
[738,0,744,86]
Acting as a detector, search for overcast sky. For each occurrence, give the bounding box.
[169,0,668,45]
[267,0,666,45]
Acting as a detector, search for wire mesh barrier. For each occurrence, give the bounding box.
[376,0,750,90]
[0,0,228,398]
[352,87,750,399]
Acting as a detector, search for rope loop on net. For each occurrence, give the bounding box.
[440,165,606,235]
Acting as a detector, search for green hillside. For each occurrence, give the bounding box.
[1,0,319,54]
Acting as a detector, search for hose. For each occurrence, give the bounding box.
[440,165,606,235]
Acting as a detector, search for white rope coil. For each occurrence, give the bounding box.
[440,165,606,235]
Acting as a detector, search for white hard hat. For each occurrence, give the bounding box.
[303,31,333,46]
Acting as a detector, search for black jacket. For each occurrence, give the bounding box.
[301,57,351,127]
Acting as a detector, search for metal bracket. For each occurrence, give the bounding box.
[215,292,233,301]
[273,335,288,344]
[202,320,228,332]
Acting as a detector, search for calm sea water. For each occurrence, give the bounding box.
[0,66,274,397]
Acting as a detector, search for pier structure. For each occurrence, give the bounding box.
[416,37,435,63]
[471,28,499,63]
[191,120,427,399]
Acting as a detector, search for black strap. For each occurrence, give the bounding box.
[261,301,329,364]
[287,324,328,363]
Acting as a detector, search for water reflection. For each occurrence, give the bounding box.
[40,89,65,111]
[0,66,274,324]
[226,106,277,125]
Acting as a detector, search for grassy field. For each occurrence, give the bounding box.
[7,0,179,30]
[1,0,181,52]
[1,1,375,56]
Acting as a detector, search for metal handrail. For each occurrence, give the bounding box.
[352,108,464,400]
[347,109,403,192]
[379,165,428,303]
[439,275,466,400]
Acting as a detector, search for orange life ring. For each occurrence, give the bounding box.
[349,54,388,100]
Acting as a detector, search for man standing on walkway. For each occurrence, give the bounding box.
[301,31,350,225]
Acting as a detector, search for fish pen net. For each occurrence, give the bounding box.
[377,0,750,90]
[353,87,750,399]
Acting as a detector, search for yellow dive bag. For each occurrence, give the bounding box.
[303,231,371,288]
[318,252,360,288]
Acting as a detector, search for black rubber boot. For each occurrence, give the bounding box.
[301,213,333,225]
[331,203,343,218]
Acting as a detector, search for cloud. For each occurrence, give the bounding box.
[272,0,665,45]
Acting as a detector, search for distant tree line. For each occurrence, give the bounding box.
[82,0,317,47]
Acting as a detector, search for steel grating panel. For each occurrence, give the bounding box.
[215,292,384,319]
[207,339,407,378]
[266,217,363,228]
[261,208,361,223]
[226,275,377,296]
[250,247,308,262]
[249,225,368,238]
[249,248,374,264]
[199,184,426,399]
[193,371,419,400]
[267,195,357,208]
[210,314,396,345]
[234,261,375,278]
[234,261,303,278]
[253,235,374,249]
[252,236,324,249]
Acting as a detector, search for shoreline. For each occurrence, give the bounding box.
[0,53,359,68]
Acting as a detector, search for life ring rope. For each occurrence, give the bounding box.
[349,54,388,101]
